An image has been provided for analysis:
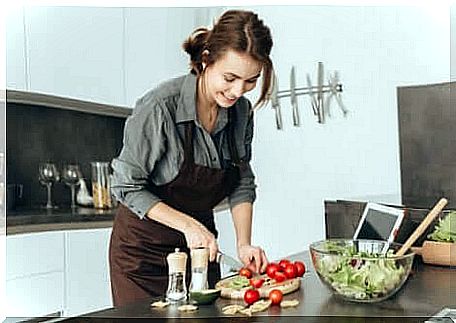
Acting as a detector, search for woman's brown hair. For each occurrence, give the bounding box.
[183,10,274,108]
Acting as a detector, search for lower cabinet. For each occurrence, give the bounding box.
[6,231,65,319]
[6,227,113,319]
[6,272,64,319]
[64,228,113,316]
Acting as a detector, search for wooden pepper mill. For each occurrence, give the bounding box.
[166,248,188,302]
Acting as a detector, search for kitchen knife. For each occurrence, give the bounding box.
[271,72,283,130]
[290,66,300,126]
[216,252,243,272]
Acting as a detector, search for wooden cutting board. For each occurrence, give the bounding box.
[215,274,301,299]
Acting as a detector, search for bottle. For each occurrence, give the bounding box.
[76,178,93,206]
[189,248,209,292]
[166,248,188,302]
[91,162,112,209]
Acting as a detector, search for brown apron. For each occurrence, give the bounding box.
[109,110,242,306]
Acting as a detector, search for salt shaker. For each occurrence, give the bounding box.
[189,248,209,292]
[166,248,188,302]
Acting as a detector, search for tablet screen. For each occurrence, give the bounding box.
[356,208,399,240]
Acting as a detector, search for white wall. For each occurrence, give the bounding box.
[452,4,456,81]
[214,5,450,261]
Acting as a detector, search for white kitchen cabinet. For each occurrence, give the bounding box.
[6,227,113,318]
[6,231,65,318]
[24,7,124,106]
[64,228,113,316]
[6,7,27,90]
[6,272,64,318]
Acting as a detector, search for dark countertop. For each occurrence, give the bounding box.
[64,251,455,322]
[6,207,115,235]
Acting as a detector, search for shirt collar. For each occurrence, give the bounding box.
[176,73,229,134]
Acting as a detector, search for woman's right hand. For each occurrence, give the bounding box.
[182,220,219,262]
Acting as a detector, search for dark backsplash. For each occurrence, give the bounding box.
[7,102,127,210]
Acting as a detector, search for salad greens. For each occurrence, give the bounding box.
[428,211,456,243]
[316,241,409,301]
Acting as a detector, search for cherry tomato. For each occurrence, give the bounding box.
[268,289,283,305]
[293,261,306,277]
[283,263,297,279]
[274,271,287,283]
[239,268,252,279]
[279,259,291,270]
[266,263,280,279]
[244,288,260,305]
[249,277,265,288]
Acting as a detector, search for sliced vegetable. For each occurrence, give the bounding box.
[239,268,253,279]
[228,275,250,290]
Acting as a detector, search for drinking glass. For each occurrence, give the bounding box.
[39,163,60,209]
[62,164,81,209]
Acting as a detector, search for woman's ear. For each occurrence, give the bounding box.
[201,50,210,70]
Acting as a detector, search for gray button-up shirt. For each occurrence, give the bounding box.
[111,73,257,219]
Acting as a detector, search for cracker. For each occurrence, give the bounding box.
[280,299,300,308]
[178,304,198,312]
[150,300,170,308]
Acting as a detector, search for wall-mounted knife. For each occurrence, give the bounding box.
[271,72,283,130]
[290,66,300,127]
[317,62,325,124]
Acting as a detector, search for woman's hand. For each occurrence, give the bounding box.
[182,220,219,262]
[237,244,268,274]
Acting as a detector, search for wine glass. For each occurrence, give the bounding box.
[62,164,81,209]
[39,163,60,209]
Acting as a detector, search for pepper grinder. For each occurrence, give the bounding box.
[189,247,209,292]
[166,248,188,302]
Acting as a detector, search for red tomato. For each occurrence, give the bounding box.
[274,271,287,283]
[293,261,306,277]
[239,268,252,279]
[266,263,280,279]
[244,288,260,305]
[268,289,283,305]
[249,277,265,288]
[283,264,297,279]
[279,259,291,270]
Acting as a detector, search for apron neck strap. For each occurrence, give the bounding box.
[184,122,194,164]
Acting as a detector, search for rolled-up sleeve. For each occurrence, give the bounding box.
[111,98,166,219]
[228,108,257,209]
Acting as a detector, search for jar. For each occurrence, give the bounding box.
[91,162,112,209]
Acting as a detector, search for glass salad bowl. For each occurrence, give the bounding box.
[309,239,415,303]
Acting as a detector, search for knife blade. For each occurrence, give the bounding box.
[290,66,300,126]
[216,252,243,272]
[271,72,283,130]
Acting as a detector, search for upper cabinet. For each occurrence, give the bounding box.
[6,6,223,107]
[24,7,124,106]
[6,7,27,90]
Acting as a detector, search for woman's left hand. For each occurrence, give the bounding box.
[237,244,268,274]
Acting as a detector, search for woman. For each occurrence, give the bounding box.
[109,9,274,306]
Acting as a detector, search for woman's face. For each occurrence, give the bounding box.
[202,50,263,108]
